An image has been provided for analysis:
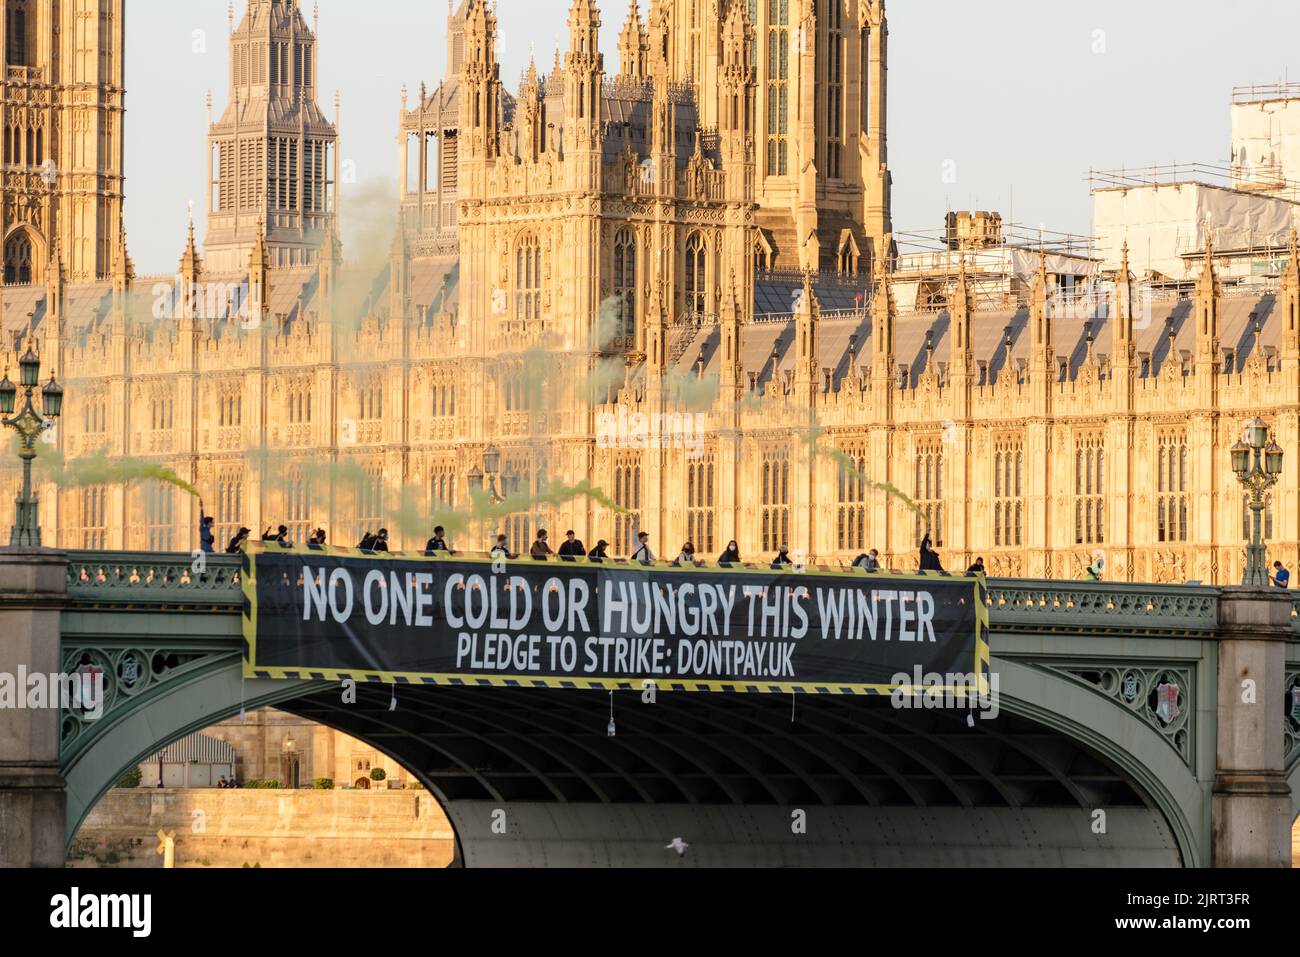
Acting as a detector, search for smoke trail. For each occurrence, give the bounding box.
[34,446,200,497]
[800,427,925,521]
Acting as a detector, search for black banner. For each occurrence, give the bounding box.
[242,546,988,694]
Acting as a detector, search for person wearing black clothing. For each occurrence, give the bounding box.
[307,528,327,550]
[919,534,944,572]
[772,545,792,568]
[371,529,390,553]
[198,501,215,553]
[490,534,516,560]
[557,530,586,558]
[357,531,376,550]
[226,527,250,553]
[262,525,290,546]
[966,557,985,575]
[425,526,449,554]
[718,541,741,564]
[587,540,609,561]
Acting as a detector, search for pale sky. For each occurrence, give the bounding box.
[125,0,1300,274]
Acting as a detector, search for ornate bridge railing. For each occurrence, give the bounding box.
[60,550,1235,638]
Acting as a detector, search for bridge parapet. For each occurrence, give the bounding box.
[60,551,1232,639]
[66,551,243,608]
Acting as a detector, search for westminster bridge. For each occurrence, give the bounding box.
[1,548,1298,868]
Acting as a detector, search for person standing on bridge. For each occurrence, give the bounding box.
[531,529,554,560]
[1271,561,1290,589]
[557,530,585,558]
[676,541,697,564]
[772,545,792,568]
[198,501,215,554]
[853,549,880,572]
[226,527,250,553]
[370,529,390,553]
[425,526,449,554]
[491,533,517,560]
[718,540,741,565]
[588,539,609,561]
[632,531,655,563]
[919,534,945,572]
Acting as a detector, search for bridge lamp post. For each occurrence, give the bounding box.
[0,344,63,548]
[1231,417,1283,588]
[468,446,509,549]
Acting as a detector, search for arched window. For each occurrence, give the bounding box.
[6,3,27,67]
[684,232,707,316]
[515,233,542,325]
[4,230,35,285]
[612,229,636,348]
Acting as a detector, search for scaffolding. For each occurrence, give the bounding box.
[1233,81,1300,104]
[1088,162,1300,202]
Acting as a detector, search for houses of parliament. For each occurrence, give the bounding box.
[0,0,1296,587]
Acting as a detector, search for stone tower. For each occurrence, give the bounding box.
[0,0,126,285]
[659,0,890,274]
[204,0,339,273]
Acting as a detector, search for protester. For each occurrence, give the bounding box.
[587,539,609,561]
[307,528,327,549]
[491,534,515,560]
[557,530,585,558]
[967,556,986,575]
[853,549,880,572]
[718,540,741,564]
[676,541,696,564]
[226,527,250,553]
[1272,560,1290,589]
[357,531,376,550]
[772,545,792,568]
[632,531,655,563]
[425,526,449,554]
[372,529,390,553]
[198,502,215,553]
[1086,555,1104,581]
[531,529,553,560]
[919,534,944,572]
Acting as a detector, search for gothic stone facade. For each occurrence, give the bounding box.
[0,0,1293,587]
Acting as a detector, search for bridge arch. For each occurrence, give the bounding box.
[63,653,1197,867]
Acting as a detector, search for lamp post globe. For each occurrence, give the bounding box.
[18,347,39,388]
[0,372,15,416]
[41,374,63,419]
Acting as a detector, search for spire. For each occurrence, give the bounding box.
[870,255,894,373]
[950,255,974,379]
[617,0,647,78]
[1283,228,1300,359]
[1194,228,1220,361]
[795,269,821,394]
[1028,252,1055,380]
[565,0,604,150]
[461,0,502,159]
[179,204,202,283]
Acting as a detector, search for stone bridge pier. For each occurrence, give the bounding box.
[1213,589,1293,866]
[0,549,68,867]
[1,547,1297,867]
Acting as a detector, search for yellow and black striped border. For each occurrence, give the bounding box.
[241,545,991,698]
